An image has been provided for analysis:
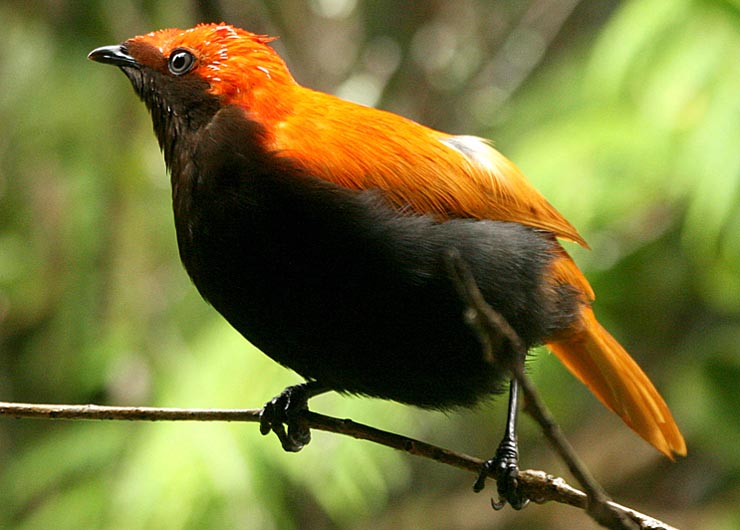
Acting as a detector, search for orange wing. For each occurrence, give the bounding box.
[266,87,587,247]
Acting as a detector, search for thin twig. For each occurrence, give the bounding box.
[0,400,676,529]
[0,402,261,422]
[444,249,642,530]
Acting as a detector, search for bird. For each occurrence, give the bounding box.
[88,23,686,507]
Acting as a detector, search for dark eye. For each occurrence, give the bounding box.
[168,49,196,75]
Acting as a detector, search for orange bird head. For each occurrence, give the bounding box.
[124,24,296,122]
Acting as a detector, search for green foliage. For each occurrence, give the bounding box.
[1,1,738,529]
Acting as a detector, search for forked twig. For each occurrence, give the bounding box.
[0,398,675,529]
[0,252,683,529]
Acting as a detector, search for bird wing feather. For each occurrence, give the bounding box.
[267,88,588,247]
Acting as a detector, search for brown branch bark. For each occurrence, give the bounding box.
[0,400,677,529]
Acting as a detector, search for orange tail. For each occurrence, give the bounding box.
[547,308,686,458]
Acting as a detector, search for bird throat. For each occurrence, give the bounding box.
[120,64,221,177]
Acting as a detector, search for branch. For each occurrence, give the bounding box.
[0,400,676,529]
[444,250,652,530]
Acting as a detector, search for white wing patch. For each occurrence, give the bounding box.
[438,134,588,247]
[440,135,498,173]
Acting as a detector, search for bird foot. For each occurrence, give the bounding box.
[473,437,529,510]
[259,383,315,452]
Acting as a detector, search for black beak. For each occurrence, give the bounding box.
[88,45,138,67]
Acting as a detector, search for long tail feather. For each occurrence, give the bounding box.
[547,308,686,458]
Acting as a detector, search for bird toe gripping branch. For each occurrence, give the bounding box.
[259,381,327,452]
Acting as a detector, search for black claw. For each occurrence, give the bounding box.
[494,450,529,511]
[259,382,325,452]
[474,437,529,510]
[473,465,489,494]
[474,379,530,510]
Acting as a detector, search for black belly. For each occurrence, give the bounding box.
[175,162,577,409]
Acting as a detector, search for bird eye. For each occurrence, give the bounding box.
[168,49,196,75]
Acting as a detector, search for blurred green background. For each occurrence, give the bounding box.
[1,0,738,528]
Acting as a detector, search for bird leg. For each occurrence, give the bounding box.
[474,378,530,510]
[259,381,328,452]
